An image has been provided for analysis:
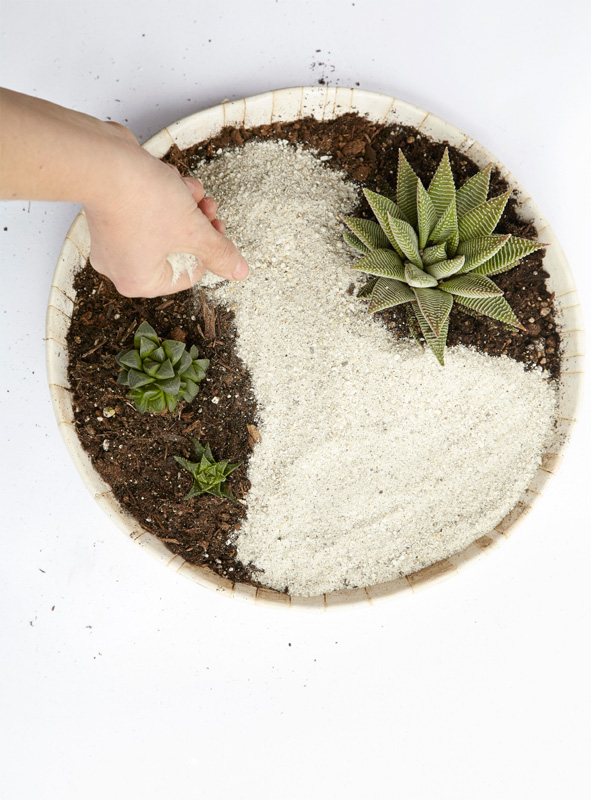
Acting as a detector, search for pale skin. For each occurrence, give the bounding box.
[0,88,249,297]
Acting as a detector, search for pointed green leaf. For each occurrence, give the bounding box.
[163,339,186,366]
[155,358,175,380]
[127,369,155,389]
[357,277,378,298]
[471,236,546,276]
[412,287,453,337]
[429,195,458,253]
[428,148,455,218]
[363,188,406,224]
[192,440,206,460]
[159,375,181,396]
[351,249,405,280]
[151,346,165,364]
[424,256,466,280]
[117,349,142,370]
[458,190,511,241]
[177,351,192,373]
[368,278,414,313]
[456,235,510,271]
[412,302,450,366]
[343,230,371,254]
[387,214,422,267]
[476,259,520,278]
[142,358,160,377]
[455,294,524,329]
[194,359,209,378]
[396,150,419,227]
[174,456,197,476]
[404,262,438,288]
[416,179,437,250]
[456,163,492,216]
[134,321,159,348]
[200,453,210,472]
[149,393,167,414]
[141,388,162,403]
[342,217,390,251]
[139,336,158,359]
[117,370,130,385]
[362,188,406,257]
[182,364,199,382]
[422,242,449,267]
[165,394,178,413]
[439,273,504,298]
[182,378,199,402]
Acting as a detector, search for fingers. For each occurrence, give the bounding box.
[181,175,205,203]
[181,175,219,225]
[88,158,246,298]
[187,209,249,282]
[197,196,217,220]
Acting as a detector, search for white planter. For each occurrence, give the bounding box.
[46,87,584,609]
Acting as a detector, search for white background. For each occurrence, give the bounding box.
[1,1,590,798]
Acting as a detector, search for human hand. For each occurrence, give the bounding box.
[0,90,249,297]
[83,122,249,297]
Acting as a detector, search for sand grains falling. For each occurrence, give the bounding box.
[193,140,557,597]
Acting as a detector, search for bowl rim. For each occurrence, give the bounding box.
[46,86,585,610]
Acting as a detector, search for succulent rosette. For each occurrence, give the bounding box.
[343,148,546,364]
[116,321,209,413]
[175,440,241,500]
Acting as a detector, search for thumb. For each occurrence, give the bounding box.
[185,210,249,282]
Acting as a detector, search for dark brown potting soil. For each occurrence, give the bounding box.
[67,281,260,585]
[67,112,561,588]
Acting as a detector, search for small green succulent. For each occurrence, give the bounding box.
[175,440,241,500]
[343,148,546,364]
[116,321,209,414]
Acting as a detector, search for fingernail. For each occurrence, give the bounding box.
[232,257,249,280]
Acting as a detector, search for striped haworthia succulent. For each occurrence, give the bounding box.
[175,440,241,501]
[343,149,546,365]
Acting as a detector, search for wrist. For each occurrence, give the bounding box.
[79,121,149,212]
[0,89,148,208]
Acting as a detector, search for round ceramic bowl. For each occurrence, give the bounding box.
[46,86,584,610]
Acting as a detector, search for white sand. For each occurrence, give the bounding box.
[193,140,557,596]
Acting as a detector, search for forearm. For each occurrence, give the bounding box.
[0,88,138,207]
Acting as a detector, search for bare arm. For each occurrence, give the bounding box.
[0,89,249,297]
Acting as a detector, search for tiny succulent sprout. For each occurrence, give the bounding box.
[175,440,241,501]
[116,321,209,414]
[343,149,547,365]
